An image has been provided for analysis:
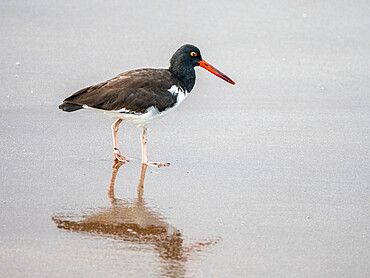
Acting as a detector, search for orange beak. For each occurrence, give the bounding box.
[198,60,235,85]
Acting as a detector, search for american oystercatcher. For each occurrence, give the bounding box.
[59,44,235,167]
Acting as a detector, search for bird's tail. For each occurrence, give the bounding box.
[59,102,83,112]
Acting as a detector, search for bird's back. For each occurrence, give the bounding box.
[60,68,186,114]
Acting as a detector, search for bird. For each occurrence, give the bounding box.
[59,44,235,167]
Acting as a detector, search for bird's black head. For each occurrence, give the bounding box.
[169,44,235,92]
[168,44,202,92]
[169,44,203,68]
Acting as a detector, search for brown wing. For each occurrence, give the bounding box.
[62,69,185,113]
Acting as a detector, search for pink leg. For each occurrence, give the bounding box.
[141,128,170,167]
[111,119,130,162]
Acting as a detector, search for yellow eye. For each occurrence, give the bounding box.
[190,52,197,57]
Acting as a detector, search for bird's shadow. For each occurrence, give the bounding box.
[52,161,220,277]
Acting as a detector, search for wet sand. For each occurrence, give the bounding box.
[1,1,369,277]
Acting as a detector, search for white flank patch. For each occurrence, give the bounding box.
[164,85,188,113]
[115,107,135,113]
[84,85,188,129]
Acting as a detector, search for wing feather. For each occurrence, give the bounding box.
[62,69,185,113]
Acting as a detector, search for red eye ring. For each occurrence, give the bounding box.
[190,52,197,57]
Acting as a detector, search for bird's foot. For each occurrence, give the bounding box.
[143,161,170,168]
[113,149,130,162]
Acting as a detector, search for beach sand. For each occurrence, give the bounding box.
[1,1,369,277]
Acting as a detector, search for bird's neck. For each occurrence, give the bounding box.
[169,63,196,92]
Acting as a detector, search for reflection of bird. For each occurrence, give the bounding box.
[59,44,235,167]
[52,161,220,277]
[53,198,185,260]
[108,159,147,200]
